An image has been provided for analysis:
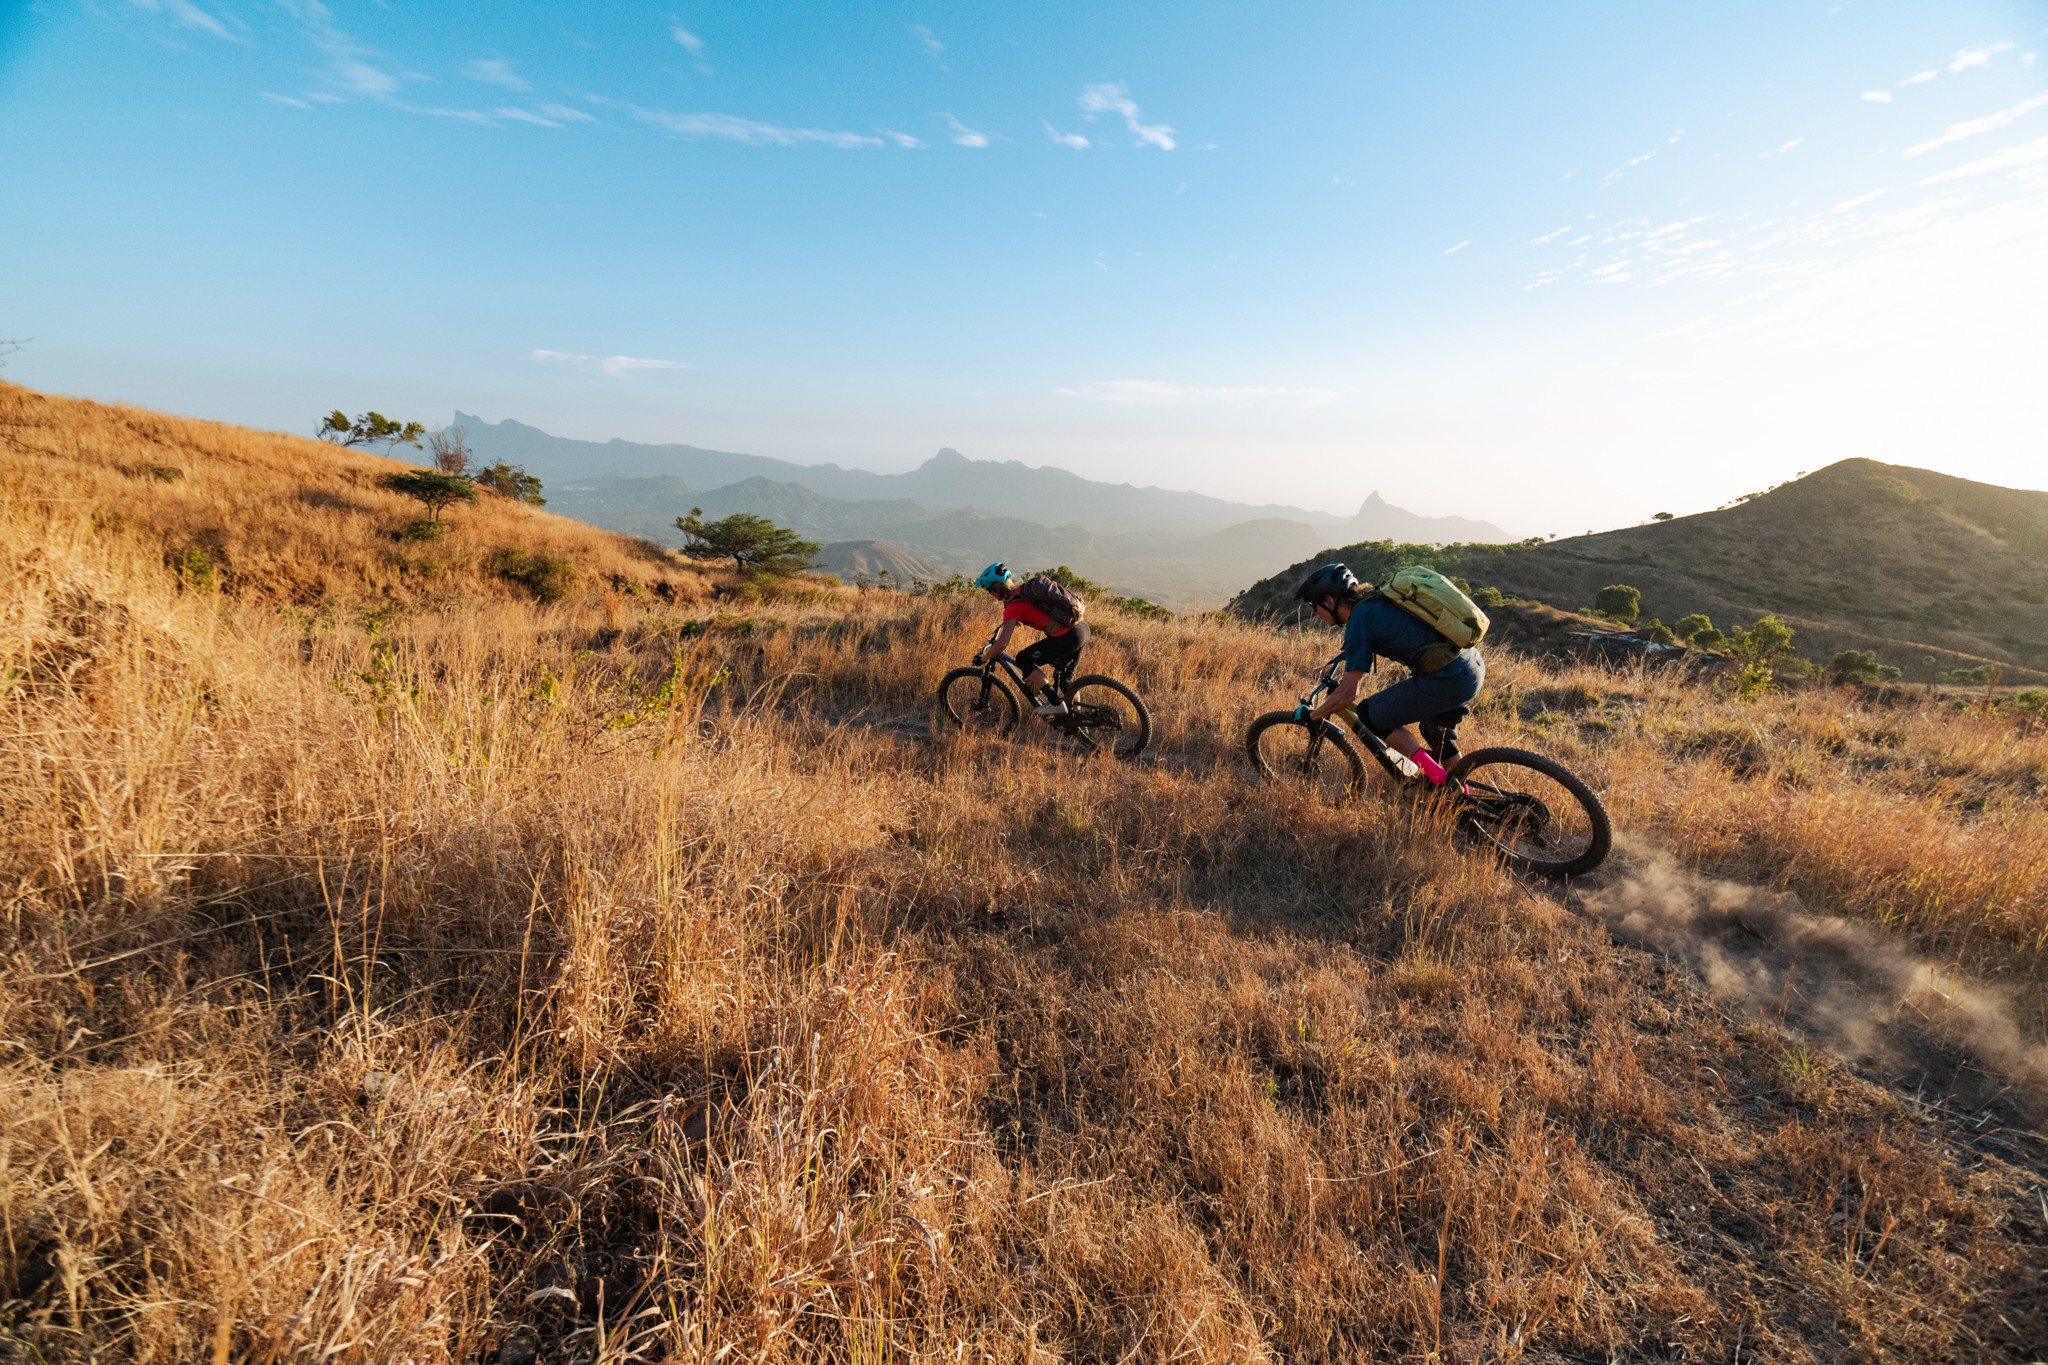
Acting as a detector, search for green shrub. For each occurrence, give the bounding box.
[490,547,576,603]
[1037,564,1101,594]
[402,519,449,542]
[1639,618,1677,646]
[1672,613,1713,643]
[1935,665,2000,685]
[1733,660,1774,704]
[1829,649,1900,684]
[1733,615,1796,666]
[1594,584,1641,623]
[1471,585,1505,607]
[1107,595,1172,619]
[1690,627,1729,651]
[172,546,216,592]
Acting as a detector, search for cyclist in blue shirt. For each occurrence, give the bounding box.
[1290,563,1483,766]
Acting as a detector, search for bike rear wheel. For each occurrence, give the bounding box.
[937,667,1021,738]
[1244,713,1369,803]
[1058,674,1152,760]
[1448,746,1611,876]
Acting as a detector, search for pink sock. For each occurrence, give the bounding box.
[1411,750,1450,785]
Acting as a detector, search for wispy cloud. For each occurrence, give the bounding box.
[1862,90,1893,103]
[942,113,988,148]
[1443,240,1470,255]
[128,0,236,41]
[493,107,559,127]
[601,356,687,376]
[532,350,690,377]
[262,92,314,109]
[1918,134,2048,183]
[1530,225,1572,244]
[1602,149,1656,185]
[335,59,397,96]
[670,22,712,73]
[910,24,943,59]
[1832,188,1890,212]
[1077,83,1175,150]
[537,103,597,124]
[1044,121,1089,150]
[463,58,527,91]
[1056,380,1340,407]
[621,103,882,148]
[1904,93,2048,157]
[882,129,926,149]
[1947,42,2013,73]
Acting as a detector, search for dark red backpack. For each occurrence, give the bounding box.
[1016,574,1086,628]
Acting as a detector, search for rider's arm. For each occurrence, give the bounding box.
[1309,670,1367,723]
[977,618,1021,663]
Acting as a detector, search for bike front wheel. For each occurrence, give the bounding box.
[1244,713,1368,803]
[1058,674,1152,760]
[937,668,1021,738]
[1449,747,1611,877]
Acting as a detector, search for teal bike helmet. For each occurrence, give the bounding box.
[974,562,1014,591]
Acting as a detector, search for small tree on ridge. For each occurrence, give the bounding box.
[320,410,426,452]
[382,470,477,523]
[676,508,820,576]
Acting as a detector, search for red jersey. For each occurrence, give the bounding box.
[1003,598,1070,636]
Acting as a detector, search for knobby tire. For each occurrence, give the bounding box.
[1243,713,1369,803]
[1448,746,1612,877]
[936,667,1021,739]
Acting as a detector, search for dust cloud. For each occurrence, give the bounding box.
[1580,843,2047,1112]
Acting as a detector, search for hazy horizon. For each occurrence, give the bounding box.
[4,0,2044,538]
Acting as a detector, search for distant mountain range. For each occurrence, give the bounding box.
[1230,458,2048,681]
[452,413,1506,607]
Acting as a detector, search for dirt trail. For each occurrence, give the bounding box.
[1578,840,2048,1163]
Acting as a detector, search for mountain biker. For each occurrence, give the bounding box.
[1291,563,1482,777]
[973,562,1089,716]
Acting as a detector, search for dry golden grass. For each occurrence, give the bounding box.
[0,384,2042,1362]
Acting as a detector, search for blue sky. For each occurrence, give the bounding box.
[3,0,2044,535]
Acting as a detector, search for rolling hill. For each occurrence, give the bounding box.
[1231,458,2048,680]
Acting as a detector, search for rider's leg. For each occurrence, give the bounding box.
[1383,725,1424,757]
[1363,651,1485,764]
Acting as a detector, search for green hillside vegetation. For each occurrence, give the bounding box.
[1232,459,2048,683]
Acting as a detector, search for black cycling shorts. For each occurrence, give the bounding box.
[1016,620,1089,675]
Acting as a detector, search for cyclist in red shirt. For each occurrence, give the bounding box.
[971,563,1090,716]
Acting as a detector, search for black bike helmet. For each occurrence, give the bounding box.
[1293,562,1364,608]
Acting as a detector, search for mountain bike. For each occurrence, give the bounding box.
[1244,652,1611,876]
[936,628,1152,760]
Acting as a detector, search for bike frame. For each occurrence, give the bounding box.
[972,627,1077,701]
[1295,652,1429,784]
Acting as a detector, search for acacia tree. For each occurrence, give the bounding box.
[676,508,819,576]
[319,410,426,452]
[381,470,478,523]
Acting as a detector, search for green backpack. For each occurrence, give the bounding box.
[1379,566,1490,648]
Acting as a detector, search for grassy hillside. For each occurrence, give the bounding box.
[1231,458,2048,681]
[0,381,709,608]
[2,388,2045,1361]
